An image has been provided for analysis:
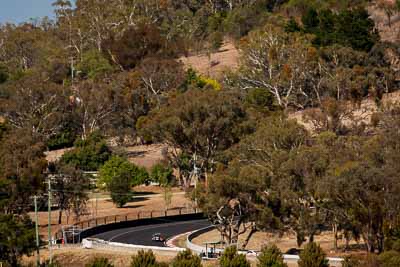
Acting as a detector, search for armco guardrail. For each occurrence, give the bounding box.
[186,227,344,267]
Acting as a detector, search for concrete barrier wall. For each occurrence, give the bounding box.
[82,238,186,253]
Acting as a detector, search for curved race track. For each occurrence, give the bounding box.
[92,218,210,247]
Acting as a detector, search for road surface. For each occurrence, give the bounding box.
[92,218,210,247]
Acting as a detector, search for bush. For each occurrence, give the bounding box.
[0,214,36,267]
[298,242,329,267]
[99,156,148,207]
[61,132,111,171]
[150,163,174,186]
[257,244,287,267]
[85,257,114,267]
[220,246,250,267]
[300,7,378,51]
[171,249,202,267]
[46,129,76,150]
[208,31,224,52]
[130,250,159,267]
[77,49,114,79]
[378,251,400,267]
[245,88,276,110]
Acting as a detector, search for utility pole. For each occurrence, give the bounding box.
[34,196,40,267]
[47,179,53,265]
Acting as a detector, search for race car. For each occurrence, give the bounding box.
[151,233,165,242]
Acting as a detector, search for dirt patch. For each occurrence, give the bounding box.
[179,42,239,79]
[45,148,73,163]
[125,144,168,169]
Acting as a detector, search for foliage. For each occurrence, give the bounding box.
[104,24,174,70]
[285,17,302,32]
[46,125,78,150]
[49,162,90,223]
[298,242,329,267]
[245,88,277,111]
[0,214,36,266]
[257,245,287,267]
[0,75,67,138]
[180,68,221,92]
[171,249,202,267]
[150,163,174,186]
[85,257,114,267]
[0,129,47,213]
[130,250,159,267]
[219,246,251,267]
[141,89,247,187]
[301,8,379,51]
[99,156,146,187]
[61,132,111,171]
[378,251,400,267]
[77,49,114,79]
[99,156,146,207]
[235,25,323,108]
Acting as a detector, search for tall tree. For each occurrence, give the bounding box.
[233,25,323,108]
[0,214,37,267]
[0,129,47,214]
[141,89,247,187]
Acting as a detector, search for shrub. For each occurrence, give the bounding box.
[131,250,158,267]
[257,244,287,267]
[99,156,147,207]
[171,249,202,267]
[77,49,114,79]
[60,132,111,171]
[245,88,276,110]
[46,129,76,150]
[220,246,250,267]
[300,7,378,51]
[378,251,400,267]
[208,31,224,52]
[85,257,114,267]
[150,163,174,186]
[298,242,329,267]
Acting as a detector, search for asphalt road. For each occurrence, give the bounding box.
[92,218,211,247]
